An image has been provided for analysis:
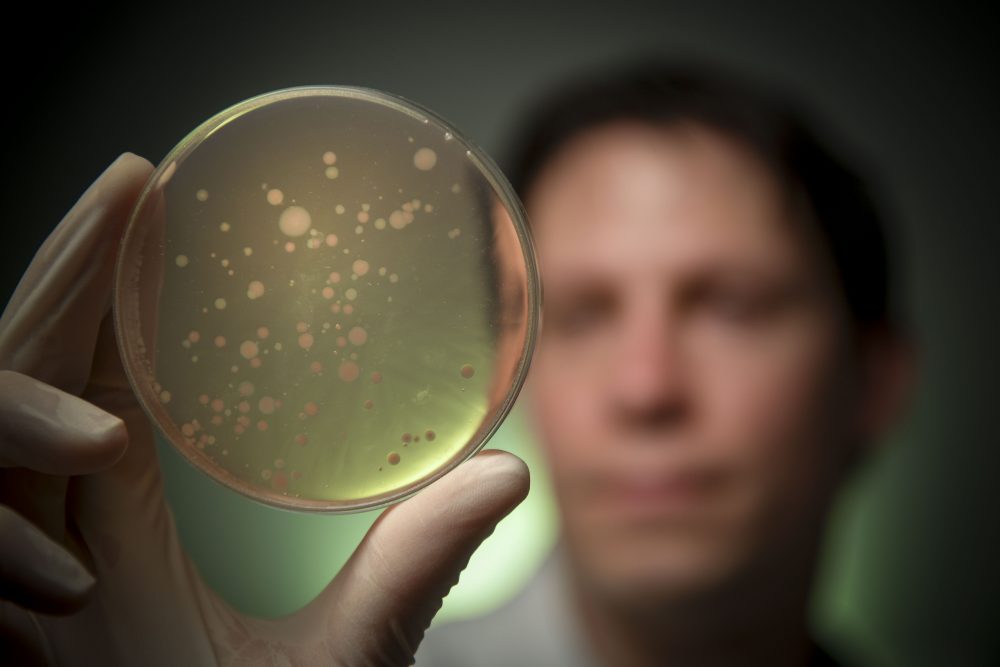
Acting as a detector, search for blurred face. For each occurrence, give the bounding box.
[525,121,866,607]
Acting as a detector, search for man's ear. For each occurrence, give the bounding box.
[857,324,918,446]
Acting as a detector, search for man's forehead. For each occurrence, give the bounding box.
[526,121,776,204]
[526,121,797,278]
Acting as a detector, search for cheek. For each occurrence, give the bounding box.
[527,353,604,477]
[690,322,857,552]
[698,321,855,484]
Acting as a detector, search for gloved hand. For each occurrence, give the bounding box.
[0,153,530,666]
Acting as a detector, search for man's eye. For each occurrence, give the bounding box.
[705,291,775,322]
[546,296,615,336]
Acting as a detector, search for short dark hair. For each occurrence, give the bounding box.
[502,60,894,330]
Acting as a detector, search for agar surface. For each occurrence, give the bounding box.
[119,92,529,508]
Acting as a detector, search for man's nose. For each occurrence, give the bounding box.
[607,301,689,430]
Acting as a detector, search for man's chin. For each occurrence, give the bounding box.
[572,539,748,612]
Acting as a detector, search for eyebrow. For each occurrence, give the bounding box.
[540,258,810,298]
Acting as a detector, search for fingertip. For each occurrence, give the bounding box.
[470,449,530,506]
[39,560,97,615]
[87,414,130,469]
[101,152,155,199]
[80,151,154,231]
[70,415,129,475]
[113,151,155,173]
[0,372,130,475]
[427,449,530,523]
[48,379,131,473]
[57,565,97,612]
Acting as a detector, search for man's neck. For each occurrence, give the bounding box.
[566,555,816,667]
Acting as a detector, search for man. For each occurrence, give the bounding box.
[414,62,914,666]
[0,60,912,666]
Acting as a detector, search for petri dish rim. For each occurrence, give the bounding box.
[112,85,541,514]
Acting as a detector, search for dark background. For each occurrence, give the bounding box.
[4,1,998,665]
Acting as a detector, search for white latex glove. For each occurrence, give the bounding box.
[0,153,530,666]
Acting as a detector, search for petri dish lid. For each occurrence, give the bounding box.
[114,86,540,512]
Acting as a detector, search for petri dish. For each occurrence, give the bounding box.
[114,86,539,512]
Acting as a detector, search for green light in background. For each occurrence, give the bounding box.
[160,402,558,622]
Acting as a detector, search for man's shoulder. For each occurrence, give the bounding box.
[414,550,596,667]
[413,549,852,667]
[413,601,533,667]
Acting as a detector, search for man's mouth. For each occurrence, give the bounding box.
[591,467,726,520]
